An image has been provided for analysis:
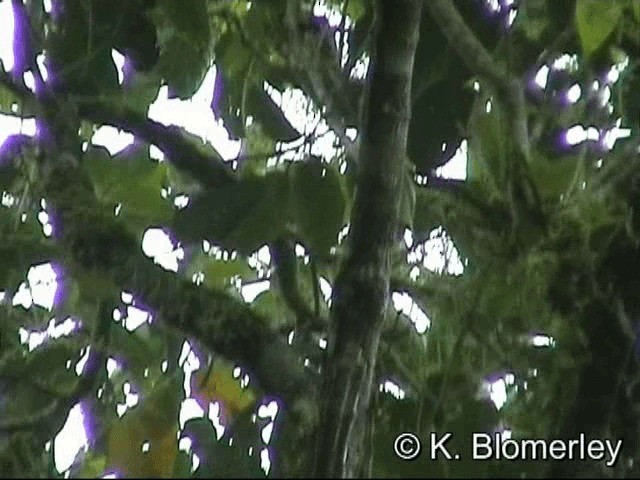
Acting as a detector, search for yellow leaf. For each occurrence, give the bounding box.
[78,453,107,478]
[106,376,181,478]
[191,359,256,422]
[107,418,178,478]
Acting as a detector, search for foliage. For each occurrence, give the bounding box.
[0,0,638,478]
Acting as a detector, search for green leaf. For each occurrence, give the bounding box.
[120,70,162,113]
[248,85,300,142]
[184,415,265,478]
[289,159,347,256]
[529,154,581,200]
[173,171,289,254]
[575,0,623,57]
[466,93,511,194]
[152,0,212,99]
[0,83,22,115]
[212,32,260,138]
[184,250,256,288]
[84,143,173,230]
[45,0,120,94]
[251,289,291,330]
[108,325,166,382]
[413,189,448,237]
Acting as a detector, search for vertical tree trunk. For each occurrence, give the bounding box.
[313,1,423,477]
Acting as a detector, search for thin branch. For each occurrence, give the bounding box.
[424,0,511,92]
[79,101,237,189]
[270,238,326,332]
[0,302,110,435]
[221,7,359,159]
[424,0,530,158]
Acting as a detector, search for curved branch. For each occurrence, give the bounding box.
[424,0,530,157]
[39,155,309,403]
[0,302,110,435]
[0,67,235,189]
[424,0,511,92]
[270,238,326,332]
[1,65,312,403]
[79,101,237,189]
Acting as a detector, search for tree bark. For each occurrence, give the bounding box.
[313,1,423,477]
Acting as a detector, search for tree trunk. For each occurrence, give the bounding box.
[313,1,423,477]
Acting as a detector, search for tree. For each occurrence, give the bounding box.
[0,0,638,477]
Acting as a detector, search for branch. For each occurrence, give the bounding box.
[79,101,237,189]
[314,1,424,476]
[0,302,110,435]
[270,238,326,332]
[2,63,312,404]
[39,154,309,403]
[0,66,234,189]
[424,0,530,157]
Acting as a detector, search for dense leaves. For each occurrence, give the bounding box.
[106,373,183,477]
[575,0,623,58]
[0,0,639,478]
[152,0,213,99]
[288,158,347,256]
[173,171,289,254]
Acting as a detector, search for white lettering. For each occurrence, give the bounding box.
[587,440,604,460]
[548,440,566,460]
[430,433,453,460]
[469,434,622,466]
[605,440,622,467]
[522,439,552,460]
[472,433,492,460]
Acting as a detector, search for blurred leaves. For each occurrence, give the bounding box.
[83,143,174,234]
[575,0,623,58]
[2,0,640,477]
[191,359,256,421]
[288,159,347,256]
[172,170,289,254]
[174,157,347,257]
[151,0,213,99]
[106,373,183,478]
